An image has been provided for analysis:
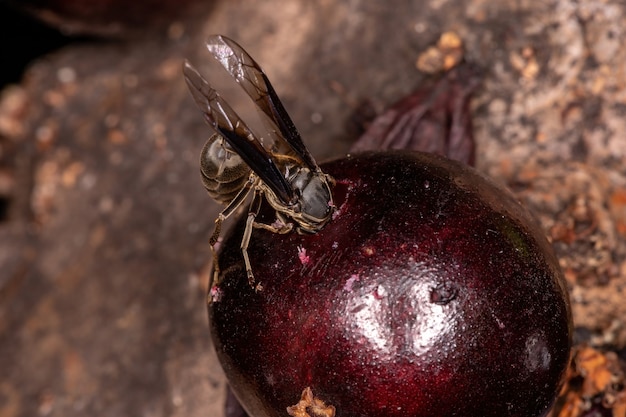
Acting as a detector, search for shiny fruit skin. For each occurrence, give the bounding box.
[209,151,572,417]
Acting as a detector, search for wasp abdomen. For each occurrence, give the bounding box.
[200,134,251,205]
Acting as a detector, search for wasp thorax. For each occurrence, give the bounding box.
[200,134,249,204]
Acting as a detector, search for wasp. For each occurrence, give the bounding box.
[183,35,335,290]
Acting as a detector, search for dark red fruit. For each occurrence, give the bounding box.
[209,151,572,417]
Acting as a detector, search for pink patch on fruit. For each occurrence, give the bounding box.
[209,285,223,303]
[343,274,360,291]
[297,246,310,265]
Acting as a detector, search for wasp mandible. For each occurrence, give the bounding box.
[183,35,335,289]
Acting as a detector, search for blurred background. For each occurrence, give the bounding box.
[1,1,626,416]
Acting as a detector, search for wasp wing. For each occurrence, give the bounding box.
[183,61,295,205]
[205,35,320,172]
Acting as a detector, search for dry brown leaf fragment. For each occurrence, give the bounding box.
[287,387,336,417]
[556,391,583,417]
[509,46,540,80]
[416,31,464,74]
[107,129,128,144]
[0,85,29,138]
[613,400,626,417]
[550,346,626,417]
[577,348,609,395]
[62,162,85,187]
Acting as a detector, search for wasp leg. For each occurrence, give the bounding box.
[253,217,293,234]
[240,213,295,291]
[208,176,256,292]
[241,189,264,290]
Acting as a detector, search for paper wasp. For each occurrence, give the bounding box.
[183,35,335,289]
